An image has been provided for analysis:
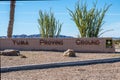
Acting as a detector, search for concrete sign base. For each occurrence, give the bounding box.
[0,38,115,53]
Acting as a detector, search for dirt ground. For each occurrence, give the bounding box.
[1,48,120,80]
[1,62,120,80]
[1,50,120,67]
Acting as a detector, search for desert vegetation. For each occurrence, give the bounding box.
[38,10,62,38]
[68,1,111,37]
[6,0,112,38]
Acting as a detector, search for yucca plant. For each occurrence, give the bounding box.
[68,1,111,37]
[38,10,62,38]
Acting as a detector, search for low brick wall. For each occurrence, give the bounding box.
[0,38,115,53]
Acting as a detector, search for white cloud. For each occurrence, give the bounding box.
[109,22,120,28]
[104,22,120,28]
[102,22,120,37]
[106,13,120,16]
[16,2,27,5]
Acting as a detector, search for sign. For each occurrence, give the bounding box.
[76,39,100,45]
[0,38,115,53]
[106,39,113,48]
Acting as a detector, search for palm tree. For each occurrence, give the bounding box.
[68,1,111,37]
[7,0,16,38]
[38,10,62,38]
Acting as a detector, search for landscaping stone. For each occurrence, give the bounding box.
[1,49,20,56]
[63,49,76,57]
[20,54,27,58]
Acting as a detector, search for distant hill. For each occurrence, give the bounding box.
[0,34,120,40]
[112,37,120,40]
[0,34,74,38]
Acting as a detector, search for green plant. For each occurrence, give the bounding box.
[38,10,62,38]
[68,1,111,37]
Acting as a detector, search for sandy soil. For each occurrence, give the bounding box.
[1,48,120,80]
[1,51,120,67]
[1,62,120,80]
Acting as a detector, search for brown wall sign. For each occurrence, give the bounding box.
[76,39,100,45]
[0,38,115,53]
[106,39,113,48]
[12,39,29,45]
[39,39,63,45]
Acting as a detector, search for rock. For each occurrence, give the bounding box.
[0,51,2,55]
[20,54,27,58]
[1,49,20,56]
[63,49,76,57]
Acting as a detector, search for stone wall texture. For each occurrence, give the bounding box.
[0,38,115,53]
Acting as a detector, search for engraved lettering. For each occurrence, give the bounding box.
[76,39,100,45]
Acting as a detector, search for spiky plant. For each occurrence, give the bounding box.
[38,10,62,38]
[68,1,111,37]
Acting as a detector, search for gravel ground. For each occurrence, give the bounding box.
[1,48,120,80]
[1,62,120,80]
[1,51,120,67]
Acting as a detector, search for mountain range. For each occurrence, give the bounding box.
[0,34,120,40]
[0,34,73,38]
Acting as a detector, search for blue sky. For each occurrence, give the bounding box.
[0,0,120,37]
